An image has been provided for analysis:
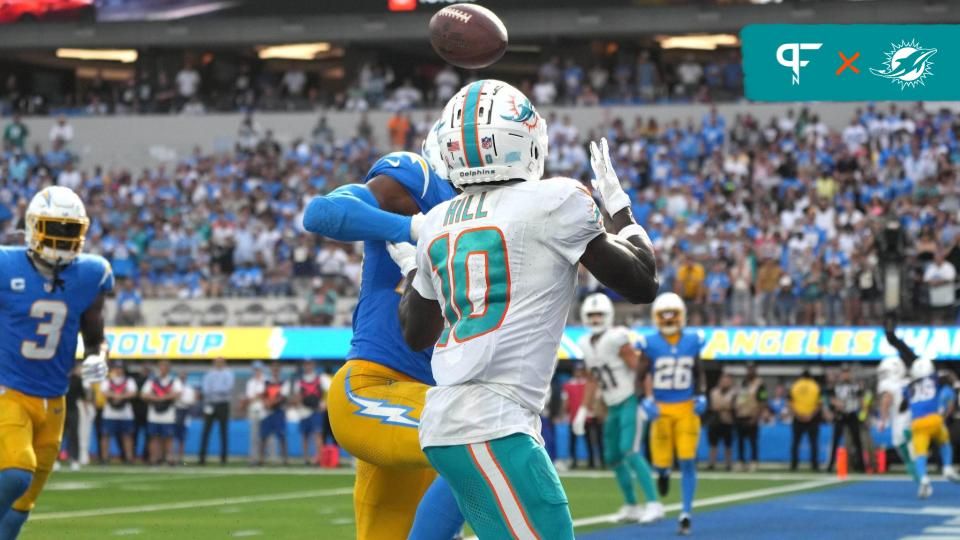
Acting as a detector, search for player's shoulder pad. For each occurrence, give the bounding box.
[611,326,632,344]
[537,177,595,212]
[0,246,21,277]
[77,253,114,291]
[635,332,648,350]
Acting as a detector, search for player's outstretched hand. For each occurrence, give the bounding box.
[694,395,707,416]
[81,352,108,384]
[387,242,418,276]
[641,397,660,420]
[589,137,630,217]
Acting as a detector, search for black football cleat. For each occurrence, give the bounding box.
[658,472,670,497]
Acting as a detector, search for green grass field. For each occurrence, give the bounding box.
[20,467,834,539]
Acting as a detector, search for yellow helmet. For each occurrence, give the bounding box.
[651,292,686,335]
[25,186,89,267]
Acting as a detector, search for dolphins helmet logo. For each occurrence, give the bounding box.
[870,39,937,90]
[500,96,539,131]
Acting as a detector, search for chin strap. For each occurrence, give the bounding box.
[27,251,67,292]
[50,262,65,292]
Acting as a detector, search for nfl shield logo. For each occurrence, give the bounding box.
[481,136,493,149]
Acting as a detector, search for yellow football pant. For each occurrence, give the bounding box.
[0,387,65,512]
[328,360,436,540]
[650,400,701,469]
[912,414,950,457]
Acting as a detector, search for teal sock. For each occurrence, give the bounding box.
[614,463,637,505]
[916,455,928,482]
[897,443,918,482]
[626,452,658,502]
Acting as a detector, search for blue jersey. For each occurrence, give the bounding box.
[0,247,114,398]
[637,329,703,403]
[348,152,456,384]
[906,374,940,420]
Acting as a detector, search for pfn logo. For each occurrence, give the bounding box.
[776,42,823,85]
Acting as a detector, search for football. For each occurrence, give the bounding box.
[429,3,508,70]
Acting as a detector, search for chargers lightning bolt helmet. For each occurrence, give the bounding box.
[436,80,548,191]
[25,186,89,267]
[421,118,449,179]
[652,292,687,335]
[580,293,614,335]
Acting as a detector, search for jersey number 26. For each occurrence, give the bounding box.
[653,356,693,390]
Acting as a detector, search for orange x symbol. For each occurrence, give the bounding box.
[836,51,860,75]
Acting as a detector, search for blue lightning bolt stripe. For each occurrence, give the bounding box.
[344,368,420,428]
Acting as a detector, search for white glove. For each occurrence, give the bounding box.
[81,351,108,384]
[589,137,631,216]
[387,242,418,276]
[409,213,426,243]
[571,405,588,436]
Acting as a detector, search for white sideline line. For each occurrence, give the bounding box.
[30,487,353,521]
[464,478,841,540]
[572,478,842,527]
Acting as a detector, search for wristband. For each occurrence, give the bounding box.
[618,224,648,241]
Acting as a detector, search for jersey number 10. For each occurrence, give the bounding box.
[429,227,511,347]
[653,356,694,390]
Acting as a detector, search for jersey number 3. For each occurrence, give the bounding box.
[653,356,693,390]
[429,227,511,346]
[21,300,68,361]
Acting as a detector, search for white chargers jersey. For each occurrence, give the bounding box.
[878,376,911,446]
[579,327,635,407]
[413,178,604,448]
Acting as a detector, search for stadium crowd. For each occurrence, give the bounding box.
[2,48,740,116]
[3,98,959,326]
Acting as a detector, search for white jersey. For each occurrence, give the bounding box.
[579,327,635,406]
[878,376,911,446]
[414,178,604,448]
[102,377,137,421]
[142,375,183,424]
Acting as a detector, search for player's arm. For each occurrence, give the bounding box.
[582,372,599,416]
[79,292,110,383]
[693,353,706,395]
[878,391,892,428]
[581,138,658,304]
[619,342,639,371]
[302,175,422,243]
[80,293,107,361]
[398,269,445,351]
[884,312,918,367]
